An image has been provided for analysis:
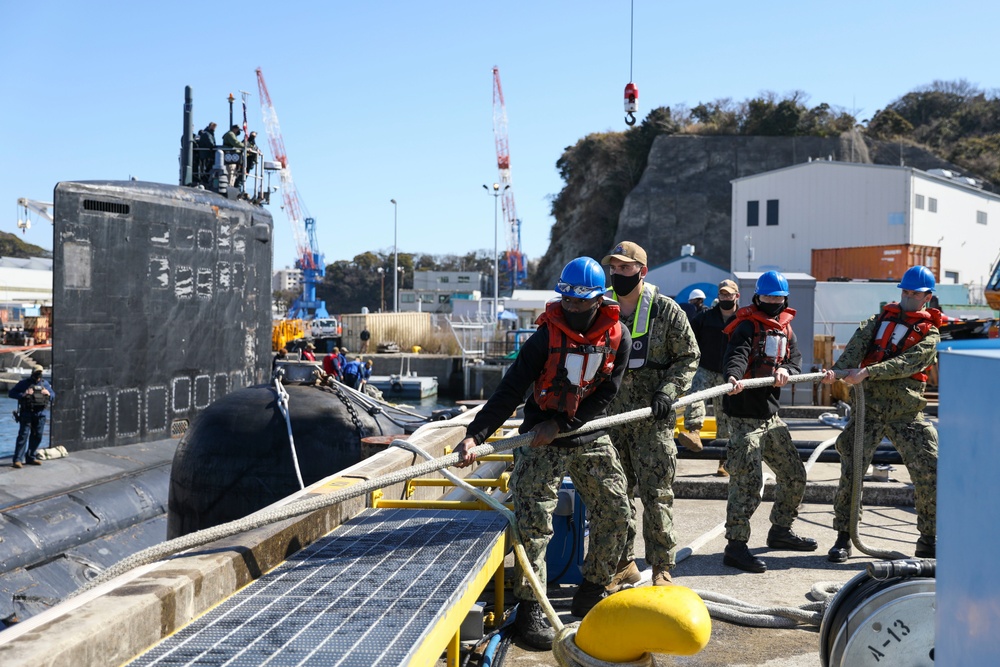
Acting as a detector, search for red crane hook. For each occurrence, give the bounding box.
[624,82,639,126]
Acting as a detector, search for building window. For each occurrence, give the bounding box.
[766,199,779,226]
[915,194,925,209]
[458,275,470,283]
[681,261,696,273]
[438,276,450,283]
[945,271,959,283]
[928,197,937,213]
[438,294,451,304]
[401,293,415,303]
[977,210,988,225]
[747,200,759,227]
[420,294,434,303]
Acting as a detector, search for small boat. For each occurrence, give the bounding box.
[367,372,438,399]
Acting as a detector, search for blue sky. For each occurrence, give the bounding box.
[3,1,999,272]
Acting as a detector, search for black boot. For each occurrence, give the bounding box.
[915,535,936,558]
[766,525,818,552]
[513,599,554,650]
[723,539,767,573]
[828,531,852,563]
[571,579,608,617]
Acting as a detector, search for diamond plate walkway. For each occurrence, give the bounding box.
[127,508,508,667]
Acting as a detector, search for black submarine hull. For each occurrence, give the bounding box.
[2,178,274,626]
[51,180,274,452]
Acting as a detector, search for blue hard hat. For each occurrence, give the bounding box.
[897,265,936,292]
[555,257,607,299]
[755,270,789,297]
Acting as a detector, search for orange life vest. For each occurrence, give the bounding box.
[533,300,622,419]
[723,305,796,379]
[861,303,942,382]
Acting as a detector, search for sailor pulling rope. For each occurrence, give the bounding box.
[79,371,899,665]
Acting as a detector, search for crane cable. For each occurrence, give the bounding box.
[625,0,637,126]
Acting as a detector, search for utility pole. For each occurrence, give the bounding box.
[391,199,398,312]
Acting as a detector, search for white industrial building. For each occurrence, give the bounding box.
[731,161,1000,287]
[0,256,53,323]
[399,270,484,313]
[272,266,303,292]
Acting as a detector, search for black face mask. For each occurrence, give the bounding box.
[562,303,600,332]
[756,298,785,318]
[611,272,642,297]
[717,299,736,311]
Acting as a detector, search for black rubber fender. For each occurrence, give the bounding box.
[167,383,404,537]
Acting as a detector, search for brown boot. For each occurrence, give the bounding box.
[606,559,641,592]
[676,430,703,452]
[716,461,729,477]
[652,567,674,586]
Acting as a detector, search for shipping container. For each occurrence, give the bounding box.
[339,312,432,353]
[811,244,940,282]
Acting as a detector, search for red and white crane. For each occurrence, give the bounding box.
[255,67,328,319]
[492,66,527,289]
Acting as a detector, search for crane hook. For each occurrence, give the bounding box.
[625,112,637,127]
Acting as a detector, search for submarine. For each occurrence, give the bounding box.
[0,86,406,625]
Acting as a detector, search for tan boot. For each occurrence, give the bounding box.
[652,567,674,586]
[716,461,729,477]
[676,430,704,452]
[606,559,641,592]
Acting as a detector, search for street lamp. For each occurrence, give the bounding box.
[390,199,398,312]
[377,267,385,312]
[483,183,509,320]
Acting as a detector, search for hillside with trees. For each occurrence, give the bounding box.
[534,80,1000,288]
[281,249,502,316]
[0,231,52,259]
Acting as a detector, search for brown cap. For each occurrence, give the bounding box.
[305,342,315,350]
[601,241,647,266]
[718,279,739,295]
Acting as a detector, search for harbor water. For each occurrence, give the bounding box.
[0,397,25,459]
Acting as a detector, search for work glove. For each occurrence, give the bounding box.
[650,391,674,421]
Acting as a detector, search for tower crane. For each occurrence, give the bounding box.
[255,67,329,320]
[16,198,54,234]
[492,66,528,291]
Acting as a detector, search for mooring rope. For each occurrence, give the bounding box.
[79,368,853,652]
[848,381,908,560]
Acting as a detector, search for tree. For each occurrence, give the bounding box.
[866,108,915,140]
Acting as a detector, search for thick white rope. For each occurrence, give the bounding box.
[76,372,827,596]
[389,437,566,636]
[273,377,305,490]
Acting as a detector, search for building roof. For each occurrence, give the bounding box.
[648,253,729,273]
[0,256,53,271]
[731,160,1000,201]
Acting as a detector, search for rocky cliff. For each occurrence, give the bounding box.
[534,131,976,287]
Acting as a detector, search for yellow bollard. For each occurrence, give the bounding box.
[574,586,711,661]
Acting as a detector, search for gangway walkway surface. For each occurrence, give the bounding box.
[127,508,508,667]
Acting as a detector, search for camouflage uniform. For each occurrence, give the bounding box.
[722,309,804,543]
[684,367,731,438]
[607,286,699,570]
[725,414,806,541]
[831,312,939,539]
[461,307,633,603]
[510,435,630,599]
